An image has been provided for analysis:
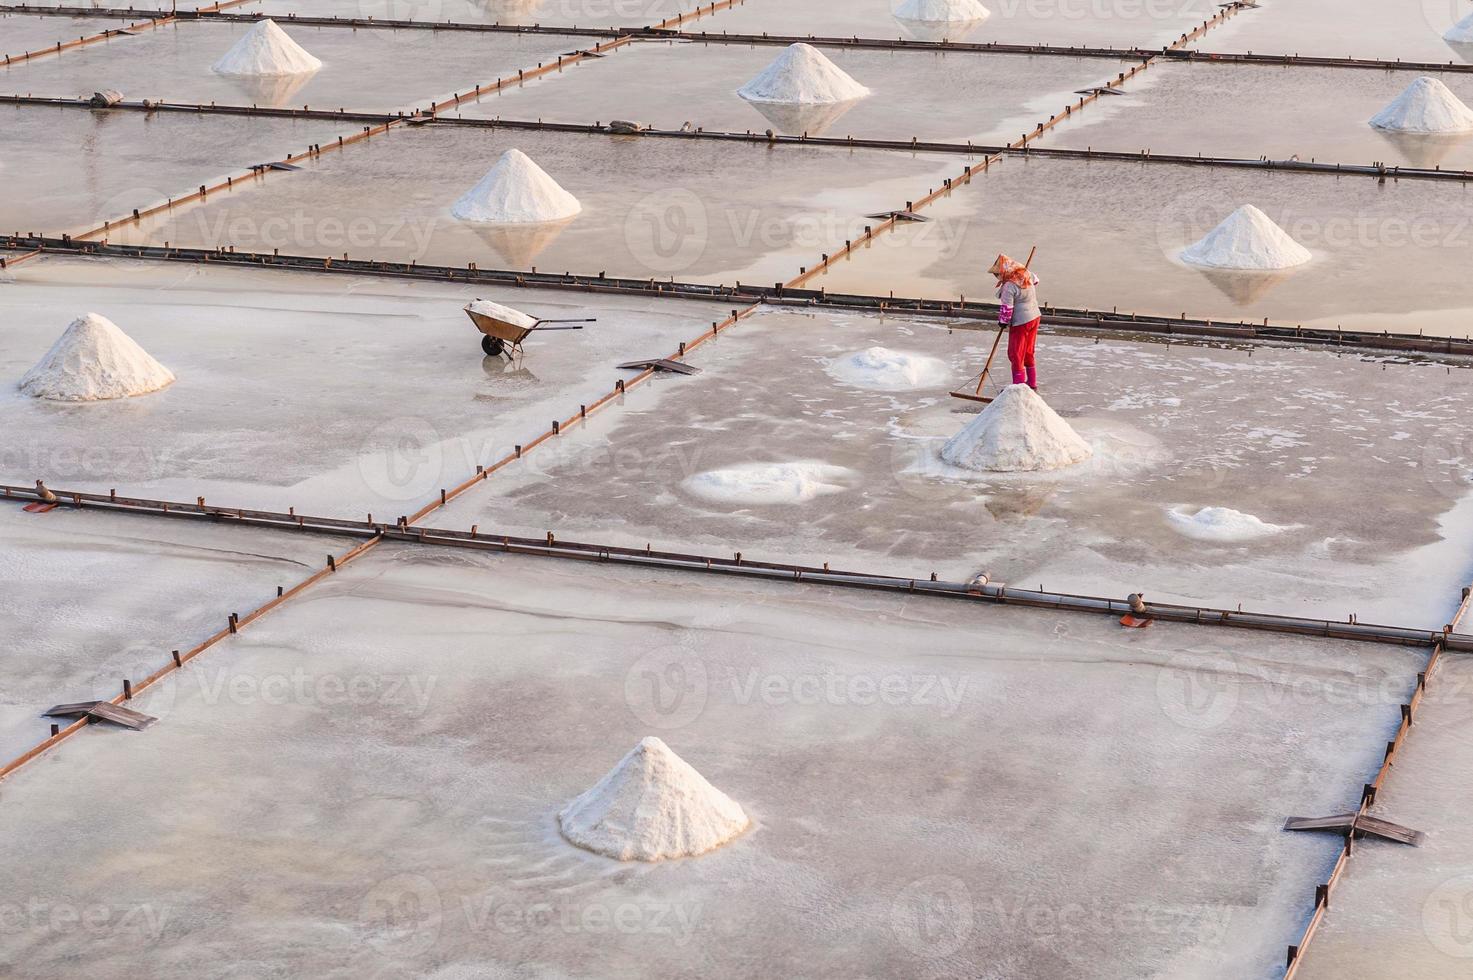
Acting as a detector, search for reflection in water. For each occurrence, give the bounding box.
[470,0,546,25]
[984,485,1056,522]
[465,217,574,269]
[1445,40,1473,66]
[892,17,988,43]
[744,97,861,137]
[220,70,315,109]
[1194,266,1298,307]
[1371,128,1473,170]
[479,356,539,385]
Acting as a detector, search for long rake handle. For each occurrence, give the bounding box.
[976,325,1006,396]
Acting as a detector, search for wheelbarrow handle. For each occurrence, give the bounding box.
[533,317,598,325]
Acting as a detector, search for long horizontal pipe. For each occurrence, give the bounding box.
[7,484,1471,653]
[6,94,1465,186]
[6,4,1465,76]
[8,236,1471,359]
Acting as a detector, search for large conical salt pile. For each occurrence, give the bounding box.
[558,737,750,862]
[738,43,871,105]
[451,149,582,224]
[941,384,1092,472]
[19,313,175,401]
[1180,204,1312,271]
[1446,12,1473,43]
[1369,76,1473,134]
[894,0,991,22]
[212,20,322,77]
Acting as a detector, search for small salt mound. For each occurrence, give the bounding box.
[1167,506,1289,542]
[684,461,853,505]
[1446,12,1473,43]
[826,346,950,391]
[1180,204,1312,271]
[940,384,1091,473]
[894,0,991,22]
[212,20,321,77]
[738,43,871,105]
[451,149,582,224]
[1369,76,1473,134]
[466,298,536,329]
[19,313,175,401]
[559,737,750,862]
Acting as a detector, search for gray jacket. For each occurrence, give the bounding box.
[999,275,1041,326]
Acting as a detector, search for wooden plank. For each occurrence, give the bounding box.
[1283,814,1356,833]
[1355,816,1425,847]
[615,358,700,375]
[86,703,157,731]
[42,701,102,718]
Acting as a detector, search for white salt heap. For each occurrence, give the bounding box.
[941,384,1092,473]
[559,737,750,862]
[1369,76,1473,134]
[466,298,536,329]
[1446,12,1473,43]
[738,43,871,105]
[826,346,950,391]
[1180,205,1312,271]
[212,20,322,77]
[19,313,175,401]
[894,0,991,21]
[684,461,854,505]
[452,149,582,224]
[1167,506,1289,542]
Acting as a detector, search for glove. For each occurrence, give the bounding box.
[998,304,1013,326]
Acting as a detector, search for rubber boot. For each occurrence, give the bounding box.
[1026,366,1038,391]
[1012,369,1026,386]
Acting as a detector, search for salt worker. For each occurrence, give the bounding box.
[990,253,1041,390]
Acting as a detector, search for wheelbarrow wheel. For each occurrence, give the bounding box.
[481,335,505,357]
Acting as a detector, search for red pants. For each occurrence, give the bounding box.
[1007,317,1040,383]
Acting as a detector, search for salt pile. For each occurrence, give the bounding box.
[1446,12,1473,43]
[826,346,950,391]
[466,298,536,329]
[212,20,322,77]
[894,0,991,21]
[1180,205,1312,271]
[451,149,582,224]
[738,43,871,105]
[940,384,1092,473]
[19,313,175,401]
[684,461,854,505]
[1167,506,1289,542]
[1369,77,1473,134]
[559,737,750,862]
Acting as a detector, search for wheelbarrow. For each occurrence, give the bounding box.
[463,299,594,358]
